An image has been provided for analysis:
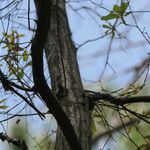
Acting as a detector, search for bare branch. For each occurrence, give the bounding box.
[92,119,138,145]
[0,132,28,150]
[0,69,45,119]
[86,90,150,106]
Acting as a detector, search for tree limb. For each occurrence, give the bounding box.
[85,90,150,106]
[0,132,28,150]
[0,69,45,119]
[92,119,138,145]
[31,1,83,150]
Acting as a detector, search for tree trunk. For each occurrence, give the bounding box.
[45,1,91,149]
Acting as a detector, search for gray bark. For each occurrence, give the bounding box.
[33,0,85,149]
[45,0,91,149]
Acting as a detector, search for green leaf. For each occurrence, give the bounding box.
[12,30,17,34]
[2,33,10,38]
[2,45,8,49]
[8,71,14,77]
[145,135,150,142]
[105,30,110,35]
[18,70,24,79]
[113,5,121,14]
[18,34,25,38]
[8,43,14,50]
[0,105,8,109]
[113,2,129,16]
[101,2,129,21]
[10,34,15,43]
[137,144,150,150]
[22,50,28,61]
[0,99,7,103]
[102,24,111,29]
[91,119,97,134]
[25,61,32,67]
[101,12,120,21]
[127,125,134,133]
[0,99,8,109]
[120,2,129,13]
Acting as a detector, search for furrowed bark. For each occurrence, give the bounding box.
[31,1,83,150]
[45,0,91,150]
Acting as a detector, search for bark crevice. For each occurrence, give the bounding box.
[45,1,91,150]
[31,1,84,150]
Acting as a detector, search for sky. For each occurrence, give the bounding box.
[67,0,150,90]
[0,0,150,150]
[68,1,150,149]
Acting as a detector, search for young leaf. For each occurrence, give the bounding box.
[120,2,129,13]
[18,34,25,38]
[10,34,15,44]
[0,99,7,103]
[113,2,129,16]
[25,61,32,67]
[22,50,29,61]
[18,69,24,79]
[0,105,8,109]
[113,5,121,14]
[102,24,111,29]
[101,12,120,21]
[101,2,129,21]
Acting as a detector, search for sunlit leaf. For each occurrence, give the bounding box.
[113,2,129,16]
[101,2,129,21]
[101,12,120,21]
[120,2,129,13]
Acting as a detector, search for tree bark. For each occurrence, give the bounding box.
[45,0,91,149]
[32,0,86,149]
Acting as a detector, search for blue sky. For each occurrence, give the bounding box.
[67,0,150,90]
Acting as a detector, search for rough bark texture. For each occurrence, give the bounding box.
[32,0,87,149]
[45,0,91,150]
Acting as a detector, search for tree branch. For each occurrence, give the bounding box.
[92,110,150,145]
[0,132,28,150]
[85,90,150,106]
[92,119,138,145]
[31,1,83,150]
[0,69,45,119]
